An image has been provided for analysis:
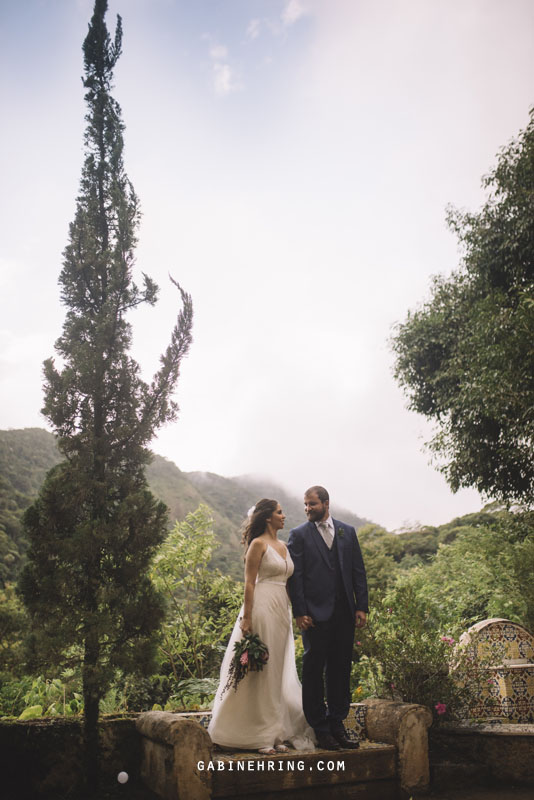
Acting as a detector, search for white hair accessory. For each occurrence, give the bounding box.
[247,505,256,519]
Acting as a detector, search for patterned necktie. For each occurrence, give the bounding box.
[319,521,333,549]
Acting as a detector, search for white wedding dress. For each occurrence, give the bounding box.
[208,545,315,751]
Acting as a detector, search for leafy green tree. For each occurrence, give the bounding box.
[151,505,242,682]
[17,0,192,789]
[395,528,440,566]
[357,524,400,597]
[436,510,501,545]
[412,512,534,631]
[392,108,534,504]
[0,585,27,674]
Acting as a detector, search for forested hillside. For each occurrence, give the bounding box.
[3,428,506,592]
[0,429,62,585]
[0,428,369,583]
[187,471,369,536]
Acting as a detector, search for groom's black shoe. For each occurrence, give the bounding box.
[315,733,341,751]
[331,730,360,749]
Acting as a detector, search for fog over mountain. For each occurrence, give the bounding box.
[0,428,370,583]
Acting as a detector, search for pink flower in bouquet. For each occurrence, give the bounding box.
[435,702,447,715]
[240,651,249,666]
[440,636,455,646]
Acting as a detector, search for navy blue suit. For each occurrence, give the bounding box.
[287,519,368,736]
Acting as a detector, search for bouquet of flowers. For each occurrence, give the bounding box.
[222,632,269,695]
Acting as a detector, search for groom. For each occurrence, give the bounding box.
[287,486,368,751]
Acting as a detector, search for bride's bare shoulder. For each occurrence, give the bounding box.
[246,536,267,558]
[251,536,268,551]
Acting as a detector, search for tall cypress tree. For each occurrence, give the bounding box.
[18,0,193,790]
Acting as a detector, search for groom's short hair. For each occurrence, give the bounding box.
[305,485,329,504]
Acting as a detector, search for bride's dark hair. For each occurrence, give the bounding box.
[241,498,278,549]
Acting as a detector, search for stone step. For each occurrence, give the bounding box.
[211,741,397,799]
[136,702,434,800]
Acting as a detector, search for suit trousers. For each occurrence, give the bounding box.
[301,598,355,736]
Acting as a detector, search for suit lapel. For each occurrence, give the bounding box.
[332,518,344,572]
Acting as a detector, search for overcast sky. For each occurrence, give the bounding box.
[1,0,534,530]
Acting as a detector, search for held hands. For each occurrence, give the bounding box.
[240,615,252,635]
[297,613,365,630]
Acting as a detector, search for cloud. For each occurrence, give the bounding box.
[206,40,242,96]
[210,45,228,61]
[246,3,308,45]
[213,62,240,96]
[282,0,307,27]
[246,19,261,40]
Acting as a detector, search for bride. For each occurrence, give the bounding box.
[208,499,315,754]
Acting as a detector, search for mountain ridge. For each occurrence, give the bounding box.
[0,428,371,583]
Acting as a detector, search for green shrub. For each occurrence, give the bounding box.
[19,672,83,717]
[0,673,33,717]
[151,506,242,681]
[356,584,495,721]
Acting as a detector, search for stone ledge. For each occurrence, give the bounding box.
[430,723,534,786]
[0,714,142,799]
[137,700,433,799]
[136,711,212,800]
[437,721,534,736]
[173,703,368,740]
[362,698,433,794]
